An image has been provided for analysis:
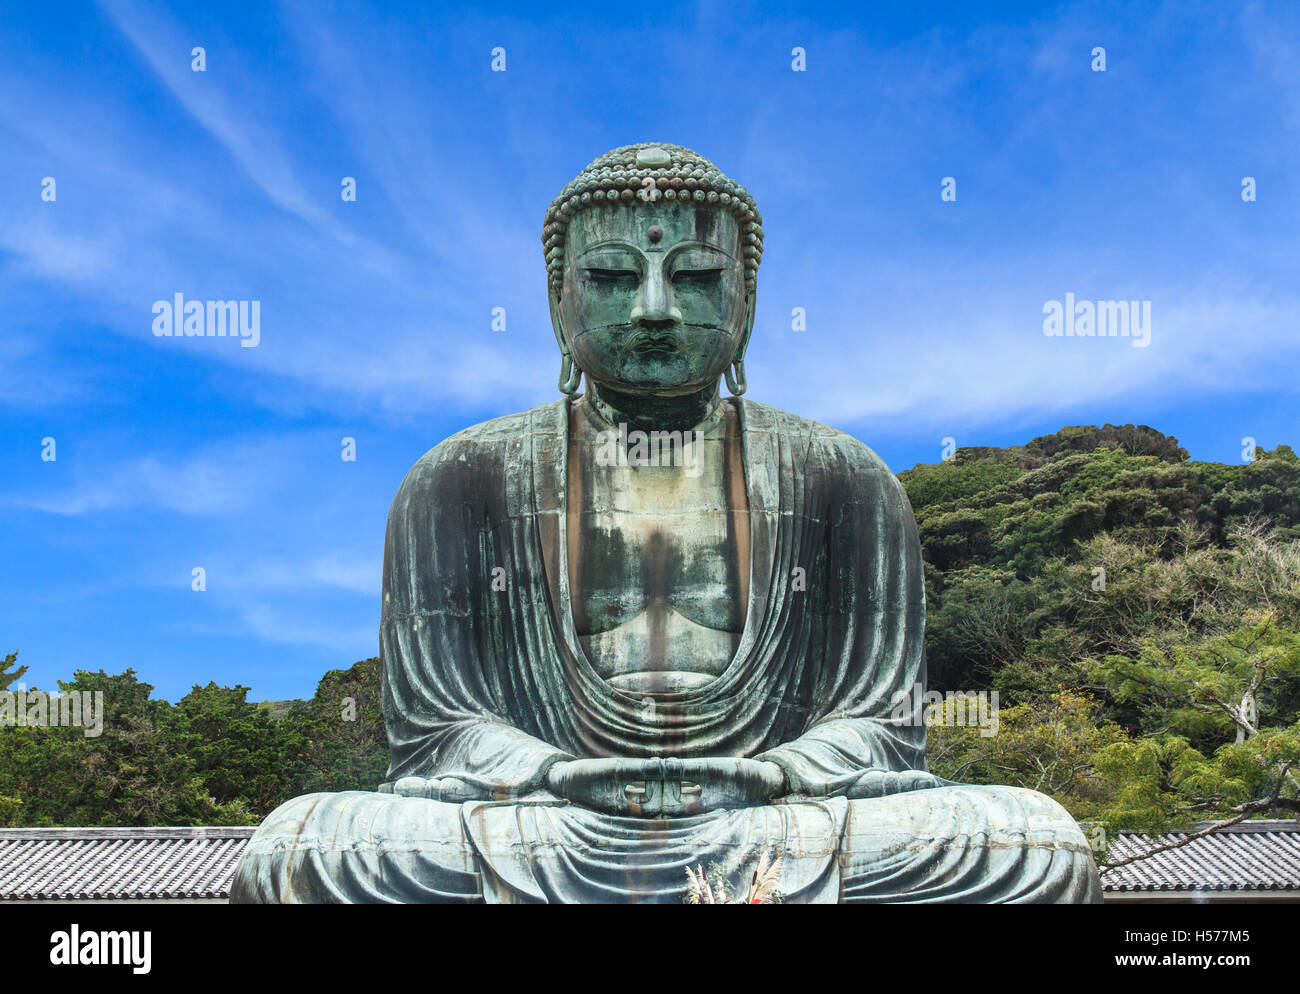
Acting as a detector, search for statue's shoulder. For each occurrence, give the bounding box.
[394,400,566,501]
[739,399,897,483]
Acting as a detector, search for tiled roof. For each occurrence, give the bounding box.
[1,820,1296,899]
[1102,820,1300,892]
[0,827,254,901]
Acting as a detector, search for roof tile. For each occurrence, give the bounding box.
[1102,821,1300,892]
[0,827,254,901]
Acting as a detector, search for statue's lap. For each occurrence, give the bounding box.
[231,783,1099,904]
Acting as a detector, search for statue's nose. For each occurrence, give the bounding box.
[629,266,682,327]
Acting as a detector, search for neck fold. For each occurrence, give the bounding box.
[587,382,722,435]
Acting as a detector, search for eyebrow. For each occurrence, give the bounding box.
[576,239,736,260]
[666,241,735,262]
[577,240,641,255]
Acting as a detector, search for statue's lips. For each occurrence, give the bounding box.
[629,334,680,356]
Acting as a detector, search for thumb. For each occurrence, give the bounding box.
[434,777,477,802]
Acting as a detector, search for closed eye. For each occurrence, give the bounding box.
[586,268,638,282]
[672,268,724,284]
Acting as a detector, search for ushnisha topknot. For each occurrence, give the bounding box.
[542,142,764,294]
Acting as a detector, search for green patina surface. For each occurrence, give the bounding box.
[228,144,1102,904]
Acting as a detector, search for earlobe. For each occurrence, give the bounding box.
[549,290,583,395]
[558,354,582,395]
[741,287,757,349]
[726,288,757,396]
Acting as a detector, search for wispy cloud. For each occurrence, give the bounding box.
[231,552,380,597]
[100,0,332,234]
[11,441,289,516]
[238,601,375,654]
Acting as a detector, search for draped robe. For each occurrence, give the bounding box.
[230,398,1101,904]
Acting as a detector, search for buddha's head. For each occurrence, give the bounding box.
[543,143,763,398]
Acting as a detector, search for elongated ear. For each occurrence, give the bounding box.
[734,287,756,366]
[549,288,567,355]
[549,288,582,395]
[725,288,756,396]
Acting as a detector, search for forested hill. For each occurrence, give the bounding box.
[898,425,1300,695]
[3,424,1298,853]
[900,425,1300,842]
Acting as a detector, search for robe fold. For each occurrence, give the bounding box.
[230,398,1101,904]
[383,396,929,788]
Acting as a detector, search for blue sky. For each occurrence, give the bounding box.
[2,0,1297,701]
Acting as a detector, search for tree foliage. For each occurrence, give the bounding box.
[904,427,1300,863]
[0,660,387,826]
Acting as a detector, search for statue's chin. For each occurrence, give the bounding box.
[585,373,725,399]
[606,670,716,694]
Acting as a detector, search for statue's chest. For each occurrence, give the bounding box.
[567,416,749,692]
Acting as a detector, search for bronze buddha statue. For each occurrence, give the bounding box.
[230,143,1102,904]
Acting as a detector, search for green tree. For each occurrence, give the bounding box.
[1084,613,1300,865]
[172,681,304,816]
[0,669,250,826]
[0,650,28,691]
[285,657,388,796]
[928,689,1130,819]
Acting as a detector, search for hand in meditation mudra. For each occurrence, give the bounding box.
[231,144,1101,903]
